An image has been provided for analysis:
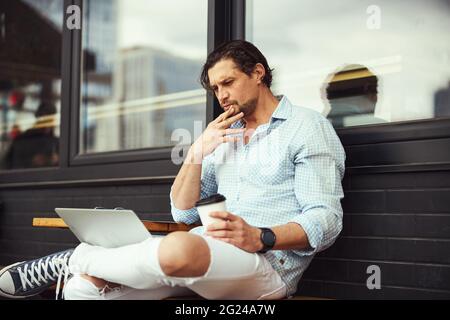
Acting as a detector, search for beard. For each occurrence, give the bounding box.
[232,97,258,117]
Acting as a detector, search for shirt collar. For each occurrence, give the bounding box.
[230,94,292,129]
[270,95,291,121]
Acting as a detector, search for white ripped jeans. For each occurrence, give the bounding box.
[63,234,287,300]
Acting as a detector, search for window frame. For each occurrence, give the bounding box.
[71,0,216,166]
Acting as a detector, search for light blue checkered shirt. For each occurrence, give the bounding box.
[170,95,346,297]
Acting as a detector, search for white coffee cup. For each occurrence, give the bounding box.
[195,194,227,228]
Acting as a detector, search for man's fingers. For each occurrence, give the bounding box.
[207,230,233,238]
[214,107,235,123]
[219,112,244,128]
[221,128,245,136]
[225,128,245,135]
[209,211,238,221]
[221,136,241,143]
[206,220,232,231]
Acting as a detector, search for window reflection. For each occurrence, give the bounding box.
[322,65,385,127]
[0,0,62,170]
[247,0,450,128]
[435,81,450,118]
[80,0,207,154]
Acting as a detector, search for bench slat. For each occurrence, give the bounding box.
[32,218,197,233]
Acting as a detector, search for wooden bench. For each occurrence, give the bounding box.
[32,217,197,233]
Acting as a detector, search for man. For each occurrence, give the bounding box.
[0,40,345,300]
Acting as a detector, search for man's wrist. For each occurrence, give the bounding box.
[186,147,203,164]
[254,227,264,252]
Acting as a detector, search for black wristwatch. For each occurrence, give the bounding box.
[258,228,276,253]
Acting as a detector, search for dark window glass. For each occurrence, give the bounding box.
[0,0,62,170]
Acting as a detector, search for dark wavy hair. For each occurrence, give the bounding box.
[200,40,274,91]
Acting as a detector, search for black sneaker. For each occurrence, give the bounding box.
[0,249,74,299]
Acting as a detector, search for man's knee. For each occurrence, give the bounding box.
[158,232,211,277]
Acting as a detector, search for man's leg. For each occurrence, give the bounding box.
[68,231,286,300]
[67,232,212,292]
[184,235,287,300]
[63,274,194,300]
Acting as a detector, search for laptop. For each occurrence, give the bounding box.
[55,208,152,248]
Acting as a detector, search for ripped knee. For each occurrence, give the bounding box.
[158,232,211,277]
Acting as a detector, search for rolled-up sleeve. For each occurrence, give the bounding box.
[289,116,346,256]
[170,153,218,224]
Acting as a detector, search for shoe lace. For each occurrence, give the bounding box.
[16,250,72,300]
[54,254,71,300]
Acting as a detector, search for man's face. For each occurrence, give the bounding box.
[207,58,259,117]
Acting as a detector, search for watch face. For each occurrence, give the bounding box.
[262,229,276,246]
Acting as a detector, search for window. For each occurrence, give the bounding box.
[246,0,450,128]
[0,0,62,170]
[80,0,207,154]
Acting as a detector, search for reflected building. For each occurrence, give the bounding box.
[434,81,450,117]
[93,46,204,151]
[81,0,118,152]
[82,0,118,74]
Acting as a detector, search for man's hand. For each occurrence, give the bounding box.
[204,211,264,253]
[188,107,244,163]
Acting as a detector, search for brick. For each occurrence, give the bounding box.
[342,191,385,213]
[387,190,450,213]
